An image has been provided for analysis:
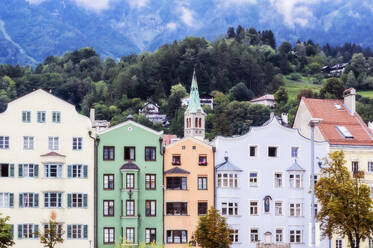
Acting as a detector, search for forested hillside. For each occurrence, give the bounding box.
[1,26,373,139]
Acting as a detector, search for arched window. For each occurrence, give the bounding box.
[195,118,198,128]
[199,118,202,128]
[263,196,272,213]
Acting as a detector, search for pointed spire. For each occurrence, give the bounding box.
[187,69,203,113]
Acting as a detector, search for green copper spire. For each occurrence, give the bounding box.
[187,69,204,113]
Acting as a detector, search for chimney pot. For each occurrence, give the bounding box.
[343,88,356,115]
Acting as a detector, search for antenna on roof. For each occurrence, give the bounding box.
[49,89,52,93]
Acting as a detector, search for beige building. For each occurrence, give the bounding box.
[0,89,95,247]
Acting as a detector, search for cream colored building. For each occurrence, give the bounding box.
[0,89,95,248]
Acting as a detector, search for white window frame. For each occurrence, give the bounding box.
[367,161,373,173]
[44,164,62,178]
[37,111,46,123]
[230,229,239,243]
[274,172,283,188]
[23,136,34,150]
[52,111,61,123]
[276,228,284,243]
[22,164,36,177]
[289,173,303,189]
[289,229,302,243]
[268,146,279,157]
[249,201,259,216]
[0,192,11,208]
[221,202,238,216]
[22,111,31,123]
[44,192,62,208]
[249,145,258,157]
[275,201,283,216]
[0,136,9,149]
[335,239,343,248]
[48,137,59,150]
[250,228,259,242]
[291,147,299,158]
[289,203,303,217]
[249,172,258,187]
[72,137,82,151]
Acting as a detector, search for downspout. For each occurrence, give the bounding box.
[212,146,216,207]
[89,130,100,248]
[162,143,166,247]
[159,137,164,246]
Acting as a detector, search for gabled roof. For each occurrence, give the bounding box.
[165,167,190,174]
[120,161,140,171]
[216,156,242,171]
[40,152,66,157]
[163,134,178,146]
[302,97,373,146]
[287,160,305,171]
[186,70,204,114]
[250,94,274,103]
[98,119,163,136]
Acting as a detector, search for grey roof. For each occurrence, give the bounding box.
[286,160,306,171]
[216,157,242,171]
[165,167,190,174]
[120,161,140,171]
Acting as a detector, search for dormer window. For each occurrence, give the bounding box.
[334,104,343,110]
[172,155,181,165]
[336,126,353,139]
[198,155,207,166]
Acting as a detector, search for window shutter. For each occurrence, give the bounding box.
[34,225,39,238]
[18,164,23,177]
[9,193,14,207]
[67,194,72,208]
[58,164,62,178]
[9,164,14,177]
[67,225,72,239]
[19,194,23,207]
[83,225,88,238]
[83,194,88,208]
[68,165,72,178]
[34,193,39,207]
[18,224,22,239]
[83,165,88,178]
[34,164,39,177]
[11,224,14,237]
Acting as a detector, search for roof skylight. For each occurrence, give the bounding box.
[334,104,343,110]
[336,126,353,139]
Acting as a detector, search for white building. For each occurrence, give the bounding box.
[250,94,275,108]
[211,115,329,248]
[181,95,214,110]
[0,89,95,248]
[139,102,168,125]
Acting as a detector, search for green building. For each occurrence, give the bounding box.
[97,117,164,247]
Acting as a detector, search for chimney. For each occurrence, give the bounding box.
[90,108,95,124]
[281,113,288,124]
[343,88,356,115]
[368,122,373,132]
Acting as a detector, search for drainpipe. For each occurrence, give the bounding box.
[89,130,100,248]
[163,144,166,247]
[212,147,216,207]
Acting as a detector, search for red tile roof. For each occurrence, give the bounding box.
[163,134,177,146]
[303,98,373,146]
[40,152,66,157]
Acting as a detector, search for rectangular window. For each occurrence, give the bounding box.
[0,193,13,208]
[67,224,88,239]
[289,173,303,188]
[217,173,238,188]
[230,229,238,243]
[0,136,9,149]
[291,147,298,158]
[124,147,136,160]
[52,111,61,123]
[68,164,88,178]
[44,192,62,208]
[18,224,38,239]
[23,136,34,150]
[37,111,46,123]
[48,137,59,150]
[44,164,62,178]
[126,174,134,189]
[198,202,208,215]
[19,193,38,208]
[221,202,238,216]
[172,155,181,165]
[103,174,114,190]
[198,177,207,190]
[166,202,187,215]
[19,164,38,177]
[166,230,187,244]
[0,164,14,177]
[145,228,156,244]
[249,172,258,187]
[126,200,135,216]
[103,146,115,160]
[268,146,278,157]
[290,203,303,217]
[43,223,63,239]
[352,161,359,173]
[103,227,115,244]
[126,228,135,243]
[68,193,88,208]
[289,230,302,243]
[336,239,343,248]
[276,229,283,242]
[145,200,156,216]
[250,201,258,215]
[72,137,82,150]
[369,239,373,248]
[275,202,283,216]
[166,177,187,190]
[145,147,156,161]
[274,173,282,188]
[368,162,373,173]
[145,174,156,190]
[250,228,258,242]
[198,155,207,166]
[103,200,114,216]
[22,111,31,123]
[249,146,257,157]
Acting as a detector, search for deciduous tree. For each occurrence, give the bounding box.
[39,212,64,248]
[0,213,14,248]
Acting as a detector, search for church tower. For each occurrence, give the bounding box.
[184,70,206,140]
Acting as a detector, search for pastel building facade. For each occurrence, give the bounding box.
[0,89,94,248]
[212,115,329,248]
[97,118,164,247]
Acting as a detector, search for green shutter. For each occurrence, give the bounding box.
[19,194,23,207]
[34,164,39,177]
[67,194,72,208]
[83,165,88,178]
[9,193,14,207]
[67,225,71,238]
[18,224,22,239]
[83,194,88,208]
[83,225,88,239]
[34,193,39,207]
[68,165,72,178]
[18,164,23,177]
[9,164,14,177]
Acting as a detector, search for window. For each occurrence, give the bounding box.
[48,137,59,150]
[313,203,318,216]
[291,147,298,158]
[221,202,238,216]
[145,147,156,161]
[44,192,62,208]
[0,193,13,208]
[72,137,82,150]
[275,202,283,216]
[67,224,88,239]
[103,227,114,244]
[172,155,181,165]
[274,173,282,187]
[289,230,302,243]
[268,146,278,157]
[0,136,9,149]
[167,230,187,243]
[250,201,258,215]
[181,146,185,150]
[230,229,238,243]
[67,193,88,208]
[249,146,257,157]
[198,202,208,215]
[289,203,303,217]
[52,111,61,123]
[250,228,258,242]
[192,146,196,150]
[19,193,38,208]
[43,223,62,238]
[166,177,187,190]
[22,111,31,123]
[104,200,114,216]
[126,200,135,216]
[124,147,136,160]
[68,164,88,178]
[145,174,156,190]
[145,228,156,244]
[0,164,14,177]
[289,173,303,188]
[37,111,46,123]
[166,202,187,215]
[103,174,114,190]
[276,229,283,242]
[19,164,38,177]
[126,228,135,243]
[198,177,207,190]
[18,224,38,239]
[336,125,353,139]
[23,136,34,150]
[336,239,343,248]
[44,164,62,178]
[368,162,373,173]
[198,155,207,165]
[145,200,156,216]
[126,174,134,189]
[352,161,359,173]
[217,173,238,188]
[249,172,258,187]
[369,239,373,248]
[103,146,115,160]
